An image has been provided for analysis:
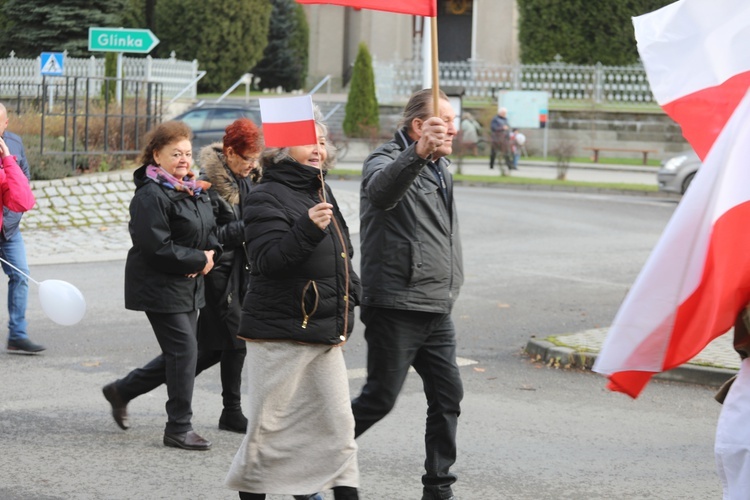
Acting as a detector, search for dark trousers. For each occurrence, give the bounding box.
[351,306,463,499]
[115,328,246,417]
[116,311,198,434]
[197,348,247,412]
[490,145,513,171]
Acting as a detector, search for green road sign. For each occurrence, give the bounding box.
[88,28,159,54]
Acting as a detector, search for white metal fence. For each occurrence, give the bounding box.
[374,60,654,105]
[0,51,200,99]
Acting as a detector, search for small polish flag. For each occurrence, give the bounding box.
[259,95,318,148]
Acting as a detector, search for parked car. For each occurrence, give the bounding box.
[172,103,261,153]
[657,150,701,194]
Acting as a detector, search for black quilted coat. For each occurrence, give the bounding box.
[238,159,360,345]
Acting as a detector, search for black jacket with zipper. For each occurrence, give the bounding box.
[238,159,360,345]
[359,129,464,313]
[124,164,222,313]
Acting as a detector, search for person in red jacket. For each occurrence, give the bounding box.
[0,103,41,354]
[0,135,35,234]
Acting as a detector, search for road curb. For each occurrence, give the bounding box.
[524,338,736,388]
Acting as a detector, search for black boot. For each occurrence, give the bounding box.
[333,486,359,500]
[219,408,248,433]
[239,492,265,500]
[219,349,248,433]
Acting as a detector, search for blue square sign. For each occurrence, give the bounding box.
[40,52,64,76]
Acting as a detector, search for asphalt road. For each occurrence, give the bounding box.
[0,181,724,499]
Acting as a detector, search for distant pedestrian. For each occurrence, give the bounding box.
[352,88,464,500]
[0,103,44,354]
[102,121,221,451]
[226,111,361,500]
[460,111,481,156]
[490,107,512,171]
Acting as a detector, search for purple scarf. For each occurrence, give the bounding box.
[145,165,211,196]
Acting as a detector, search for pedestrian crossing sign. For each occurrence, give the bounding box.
[40,52,64,76]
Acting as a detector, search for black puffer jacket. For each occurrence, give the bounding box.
[124,164,222,313]
[359,129,464,313]
[197,144,253,349]
[238,159,360,345]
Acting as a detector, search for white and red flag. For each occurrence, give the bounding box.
[593,0,750,398]
[295,0,436,17]
[259,95,318,148]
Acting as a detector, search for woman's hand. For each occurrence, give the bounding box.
[309,202,334,231]
[186,250,215,277]
[201,250,215,275]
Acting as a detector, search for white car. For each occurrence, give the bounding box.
[657,150,700,194]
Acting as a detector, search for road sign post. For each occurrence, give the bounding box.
[40,52,65,111]
[88,28,160,103]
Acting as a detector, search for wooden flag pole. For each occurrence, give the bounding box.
[430,15,440,116]
[315,126,327,204]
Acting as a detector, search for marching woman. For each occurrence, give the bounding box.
[103,121,221,450]
[225,112,361,500]
[195,117,263,433]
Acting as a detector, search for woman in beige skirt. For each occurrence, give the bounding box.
[225,115,360,500]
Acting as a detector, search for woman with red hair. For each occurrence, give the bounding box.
[195,117,263,433]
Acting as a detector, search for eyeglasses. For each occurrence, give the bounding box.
[237,152,259,164]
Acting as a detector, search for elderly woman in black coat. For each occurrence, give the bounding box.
[225,115,361,500]
[195,117,262,433]
[102,121,221,451]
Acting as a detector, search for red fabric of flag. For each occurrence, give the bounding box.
[296,0,436,17]
[592,0,750,397]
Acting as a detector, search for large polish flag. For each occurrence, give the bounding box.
[592,0,750,398]
[295,0,436,17]
[259,95,318,148]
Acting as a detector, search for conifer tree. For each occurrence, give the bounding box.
[0,0,127,57]
[343,43,379,138]
[252,0,309,91]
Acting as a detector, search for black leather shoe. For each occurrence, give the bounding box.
[163,431,212,450]
[102,382,130,430]
[219,409,248,433]
[7,338,46,354]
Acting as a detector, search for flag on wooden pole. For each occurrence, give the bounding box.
[593,0,750,398]
[259,95,318,148]
[296,0,441,114]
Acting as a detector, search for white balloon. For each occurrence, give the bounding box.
[38,279,86,326]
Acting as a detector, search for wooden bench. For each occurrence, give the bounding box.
[582,146,659,165]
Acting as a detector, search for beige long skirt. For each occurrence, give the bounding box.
[225,341,359,495]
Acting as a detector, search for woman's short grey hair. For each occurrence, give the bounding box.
[261,105,337,170]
